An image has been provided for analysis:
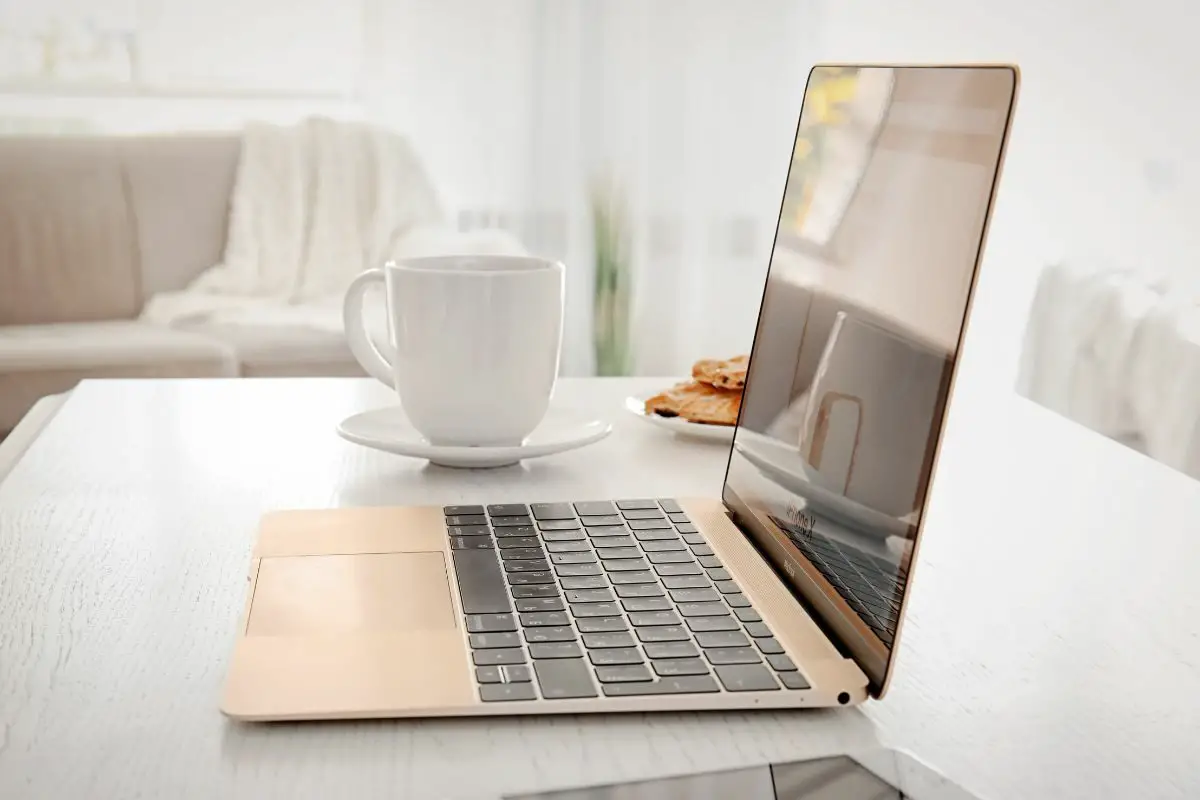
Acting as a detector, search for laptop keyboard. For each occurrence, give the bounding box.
[445,500,811,703]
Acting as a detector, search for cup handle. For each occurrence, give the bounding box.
[343,268,395,387]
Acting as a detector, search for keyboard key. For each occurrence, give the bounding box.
[473,648,526,666]
[628,518,672,530]
[616,499,658,510]
[615,583,664,598]
[501,664,532,683]
[520,611,570,627]
[448,525,491,537]
[767,654,797,672]
[634,530,678,542]
[669,588,719,603]
[542,530,586,542]
[675,523,699,534]
[523,626,577,643]
[451,536,494,551]
[652,658,710,677]
[582,632,635,649]
[571,601,622,618]
[446,514,487,527]
[538,519,581,531]
[475,666,503,683]
[681,533,706,546]
[505,560,550,573]
[779,672,811,690]
[603,559,650,572]
[565,588,614,603]
[608,571,657,585]
[574,501,617,516]
[668,512,690,524]
[452,551,511,614]
[498,537,540,549]
[707,568,733,581]
[677,602,729,618]
[487,504,528,516]
[470,632,521,649]
[744,622,773,638]
[560,576,608,590]
[499,548,543,561]
[697,555,724,569]
[655,563,702,576]
[494,526,536,537]
[556,564,602,577]
[511,585,559,599]
[714,664,779,692]
[621,597,671,612]
[635,625,691,642]
[705,648,762,666]
[576,616,627,633]
[734,607,762,623]
[658,500,684,513]
[466,613,516,633]
[509,571,555,585]
[529,642,583,659]
[588,648,643,666]
[628,610,681,627]
[621,508,664,520]
[643,642,699,659]
[546,541,590,553]
[531,503,577,520]
[515,597,565,613]
[648,551,694,565]
[756,637,784,654]
[550,552,597,565]
[690,544,715,557]
[714,580,742,594]
[581,516,624,527]
[534,659,598,699]
[641,540,686,553]
[492,516,533,527]
[663,575,711,590]
[596,665,652,683]
[696,631,750,648]
[596,547,642,560]
[686,617,739,633]
[602,675,719,697]
[592,535,636,548]
[724,593,752,608]
[480,683,537,702]
[445,505,485,516]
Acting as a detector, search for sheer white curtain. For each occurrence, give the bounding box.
[519,0,821,375]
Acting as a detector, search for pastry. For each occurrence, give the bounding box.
[644,380,742,426]
[691,354,749,390]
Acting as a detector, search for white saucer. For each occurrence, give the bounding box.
[336,406,612,468]
[624,394,735,443]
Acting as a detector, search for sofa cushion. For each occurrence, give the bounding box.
[0,137,141,325]
[0,321,238,432]
[182,323,364,378]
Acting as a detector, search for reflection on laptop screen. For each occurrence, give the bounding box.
[722,65,1016,692]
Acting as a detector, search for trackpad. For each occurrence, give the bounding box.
[247,552,456,636]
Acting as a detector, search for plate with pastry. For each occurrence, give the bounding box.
[625,355,748,443]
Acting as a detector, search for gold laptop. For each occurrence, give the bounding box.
[222,64,1019,721]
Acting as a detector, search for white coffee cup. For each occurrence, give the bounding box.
[343,255,565,447]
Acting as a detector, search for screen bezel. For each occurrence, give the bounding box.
[721,63,1020,698]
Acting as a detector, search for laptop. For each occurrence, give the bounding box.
[222,64,1019,721]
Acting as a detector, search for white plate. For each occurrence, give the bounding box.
[337,406,612,468]
[624,394,735,443]
[733,429,911,539]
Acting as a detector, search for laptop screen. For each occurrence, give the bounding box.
[722,65,1016,694]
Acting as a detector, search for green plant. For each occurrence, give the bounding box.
[590,177,633,376]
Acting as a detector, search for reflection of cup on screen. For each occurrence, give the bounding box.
[799,312,950,518]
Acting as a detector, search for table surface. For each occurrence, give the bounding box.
[1,377,1198,800]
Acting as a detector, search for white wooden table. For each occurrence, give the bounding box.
[1,377,1198,799]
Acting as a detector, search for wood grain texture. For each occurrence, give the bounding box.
[1,377,1198,799]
